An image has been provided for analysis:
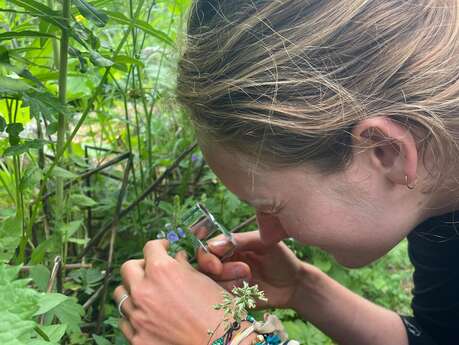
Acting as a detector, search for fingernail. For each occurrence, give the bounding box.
[233,267,244,278]
[208,239,228,249]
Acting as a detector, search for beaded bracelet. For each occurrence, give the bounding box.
[211,314,298,345]
[211,317,253,345]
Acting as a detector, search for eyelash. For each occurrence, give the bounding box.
[260,204,281,215]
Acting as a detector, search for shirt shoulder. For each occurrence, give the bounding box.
[407,211,459,344]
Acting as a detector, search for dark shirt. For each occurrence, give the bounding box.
[402,212,459,345]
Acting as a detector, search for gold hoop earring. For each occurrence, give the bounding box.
[405,176,416,190]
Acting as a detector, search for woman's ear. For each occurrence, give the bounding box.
[352,117,418,187]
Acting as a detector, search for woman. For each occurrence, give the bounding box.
[113,1,459,344]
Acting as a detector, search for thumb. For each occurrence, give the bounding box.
[208,231,268,256]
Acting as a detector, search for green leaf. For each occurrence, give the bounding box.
[53,298,84,334]
[89,51,114,67]
[4,139,47,156]
[0,30,57,41]
[23,91,65,122]
[30,265,50,292]
[93,335,111,345]
[0,283,39,319]
[7,0,67,30]
[67,238,87,245]
[0,77,31,93]
[105,11,174,46]
[59,220,82,240]
[0,264,21,284]
[70,194,97,208]
[0,311,35,345]
[30,239,55,265]
[50,166,77,179]
[0,217,22,262]
[73,0,108,27]
[39,324,67,343]
[113,55,145,67]
[34,293,68,316]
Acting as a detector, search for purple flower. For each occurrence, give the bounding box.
[191,154,198,162]
[177,227,186,238]
[167,231,180,243]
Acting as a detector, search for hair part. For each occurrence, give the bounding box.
[176,0,459,179]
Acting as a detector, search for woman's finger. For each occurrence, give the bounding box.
[119,318,135,341]
[216,261,252,281]
[208,231,269,256]
[196,246,223,275]
[143,240,171,275]
[120,259,145,292]
[113,285,136,319]
[175,250,192,267]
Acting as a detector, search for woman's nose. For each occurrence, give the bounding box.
[256,211,288,245]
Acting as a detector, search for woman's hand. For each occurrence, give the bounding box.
[113,239,230,345]
[198,230,312,309]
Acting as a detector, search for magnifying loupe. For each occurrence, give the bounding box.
[158,203,236,260]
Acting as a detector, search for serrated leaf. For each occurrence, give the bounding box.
[0,30,56,41]
[53,298,84,334]
[0,284,39,319]
[34,293,68,316]
[50,166,77,179]
[0,77,31,93]
[23,91,65,122]
[70,194,97,208]
[0,311,35,344]
[105,11,174,46]
[73,0,108,27]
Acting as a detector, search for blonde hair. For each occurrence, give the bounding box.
[176,0,459,176]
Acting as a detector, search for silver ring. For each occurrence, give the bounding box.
[117,293,130,318]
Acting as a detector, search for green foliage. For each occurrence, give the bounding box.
[0,264,82,345]
[0,216,22,262]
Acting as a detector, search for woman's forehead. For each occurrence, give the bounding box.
[201,143,300,204]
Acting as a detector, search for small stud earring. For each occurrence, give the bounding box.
[405,175,416,190]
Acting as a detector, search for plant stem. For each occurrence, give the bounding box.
[56,0,71,266]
